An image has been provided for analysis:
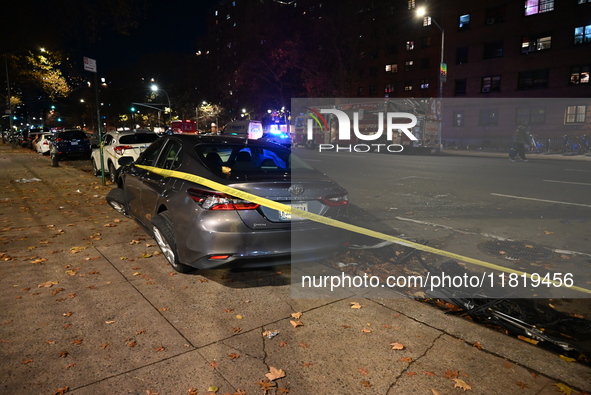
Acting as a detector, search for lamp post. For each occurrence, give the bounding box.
[150,85,172,127]
[417,7,445,152]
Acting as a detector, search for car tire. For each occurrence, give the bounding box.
[91,159,101,176]
[152,212,193,273]
[108,162,118,184]
[105,187,130,218]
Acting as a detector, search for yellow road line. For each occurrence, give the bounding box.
[135,164,591,295]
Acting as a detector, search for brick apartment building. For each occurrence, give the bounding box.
[207,0,591,148]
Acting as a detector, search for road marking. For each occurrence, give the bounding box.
[543,179,591,186]
[135,164,591,295]
[565,168,591,173]
[491,193,591,208]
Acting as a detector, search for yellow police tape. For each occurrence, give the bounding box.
[136,164,591,295]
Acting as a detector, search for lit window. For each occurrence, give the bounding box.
[565,105,586,123]
[570,65,590,84]
[384,83,395,93]
[226,14,231,19]
[215,10,218,16]
[405,60,414,71]
[404,83,413,91]
[420,79,429,89]
[521,35,551,53]
[578,0,591,3]
[423,16,431,26]
[408,0,415,10]
[574,25,591,44]
[525,0,554,16]
[459,14,470,29]
[406,41,414,51]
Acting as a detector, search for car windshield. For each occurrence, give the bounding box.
[119,133,159,144]
[195,143,315,176]
[59,131,87,140]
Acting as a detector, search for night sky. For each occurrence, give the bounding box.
[90,0,218,73]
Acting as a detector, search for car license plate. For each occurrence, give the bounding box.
[71,142,78,145]
[279,203,307,221]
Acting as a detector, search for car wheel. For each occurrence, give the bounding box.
[152,212,193,273]
[105,188,130,218]
[108,162,118,184]
[91,159,100,176]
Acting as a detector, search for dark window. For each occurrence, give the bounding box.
[456,47,468,64]
[516,107,546,125]
[357,87,364,96]
[483,40,504,59]
[455,79,467,95]
[420,58,430,69]
[517,69,549,89]
[481,75,501,92]
[479,109,499,126]
[421,37,432,48]
[486,5,506,24]
[369,85,378,95]
[384,83,396,94]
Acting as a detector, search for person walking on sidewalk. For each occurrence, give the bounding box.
[511,125,531,162]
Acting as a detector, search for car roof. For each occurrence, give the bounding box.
[169,134,286,148]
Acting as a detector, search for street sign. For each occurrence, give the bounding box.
[83,57,97,73]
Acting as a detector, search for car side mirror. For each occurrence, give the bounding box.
[118,156,134,167]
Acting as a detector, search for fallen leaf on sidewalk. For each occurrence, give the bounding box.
[52,386,69,395]
[431,389,441,395]
[290,312,302,319]
[390,342,405,350]
[444,370,459,379]
[350,302,362,309]
[154,346,165,352]
[66,363,76,369]
[258,379,276,394]
[227,353,240,360]
[473,342,483,349]
[265,366,286,381]
[516,382,528,389]
[553,383,573,394]
[38,281,58,288]
[559,355,576,362]
[360,380,372,388]
[290,320,303,328]
[452,378,472,391]
[517,335,539,345]
[361,327,371,333]
[21,359,34,364]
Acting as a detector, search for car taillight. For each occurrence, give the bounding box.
[321,193,349,207]
[55,138,63,142]
[187,188,260,210]
[114,145,134,155]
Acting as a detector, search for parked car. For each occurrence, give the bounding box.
[34,133,54,155]
[49,129,92,160]
[27,128,48,149]
[106,135,349,273]
[91,129,159,183]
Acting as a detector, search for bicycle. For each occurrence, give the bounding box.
[562,135,582,155]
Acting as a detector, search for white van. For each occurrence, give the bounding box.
[222,120,264,140]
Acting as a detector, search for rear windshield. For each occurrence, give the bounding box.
[58,131,87,140]
[119,133,159,144]
[195,144,315,176]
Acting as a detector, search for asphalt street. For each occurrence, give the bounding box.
[2,144,590,395]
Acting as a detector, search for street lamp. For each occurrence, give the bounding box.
[417,7,445,152]
[150,85,172,127]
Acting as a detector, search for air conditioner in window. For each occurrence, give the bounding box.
[482,87,491,93]
[486,18,495,25]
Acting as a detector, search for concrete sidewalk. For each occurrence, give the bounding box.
[1,143,590,395]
